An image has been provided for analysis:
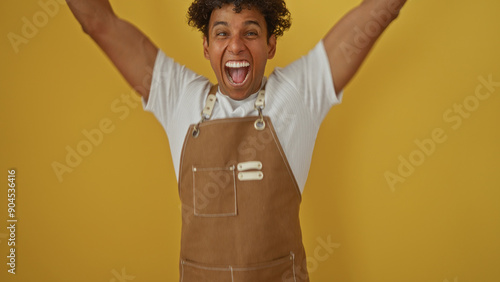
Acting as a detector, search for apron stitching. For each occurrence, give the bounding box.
[178,127,192,197]
[192,166,238,217]
[181,261,232,271]
[232,168,238,215]
[192,165,197,216]
[182,255,293,271]
[180,261,184,282]
[291,252,297,282]
[266,119,302,199]
[232,257,292,271]
[194,212,237,217]
[194,167,232,171]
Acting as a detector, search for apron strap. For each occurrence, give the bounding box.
[255,88,266,110]
[193,85,218,137]
[254,88,266,130]
[202,89,218,120]
[201,84,218,120]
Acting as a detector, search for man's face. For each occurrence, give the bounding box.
[203,4,276,100]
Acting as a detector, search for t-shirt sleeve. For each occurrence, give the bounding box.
[142,49,208,130]
[277,40,343,126]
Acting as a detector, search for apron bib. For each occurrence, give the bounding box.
[178,85,310,282]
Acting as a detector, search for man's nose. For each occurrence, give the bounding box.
[228,35,245,55]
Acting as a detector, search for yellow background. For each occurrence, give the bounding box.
[1,0,499,281]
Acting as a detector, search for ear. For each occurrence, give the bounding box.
[267,34,277,59]
[203,36,210,60]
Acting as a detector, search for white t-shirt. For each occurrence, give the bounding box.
[143,40,342,194]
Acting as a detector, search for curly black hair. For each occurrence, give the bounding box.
[187,0,292,39]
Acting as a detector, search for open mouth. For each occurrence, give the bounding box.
[225,61,250,86]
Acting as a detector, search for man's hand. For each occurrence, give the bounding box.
[66,0,158,102]
[323,0,407,93]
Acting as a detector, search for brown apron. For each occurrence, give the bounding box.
[178,85,310,282]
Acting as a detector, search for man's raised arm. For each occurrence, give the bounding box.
[66,0,158,102]
[323,0,407,93]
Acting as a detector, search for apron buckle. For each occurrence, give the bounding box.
[192,126,200,138]
[254,119,266,130]
[254,107,266,130]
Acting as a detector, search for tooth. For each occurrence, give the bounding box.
[226,61,249,68]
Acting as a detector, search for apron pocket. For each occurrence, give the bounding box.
[192,165,237,217]
[181,252,297,282]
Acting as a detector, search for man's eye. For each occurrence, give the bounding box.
[246,32,258,36]
[216,32,227,37]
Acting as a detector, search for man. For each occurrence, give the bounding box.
[66,0,407,280]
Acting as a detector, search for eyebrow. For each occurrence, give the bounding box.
[244,20,261,28]
[212,21,229,28]
[211,20,262,29]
